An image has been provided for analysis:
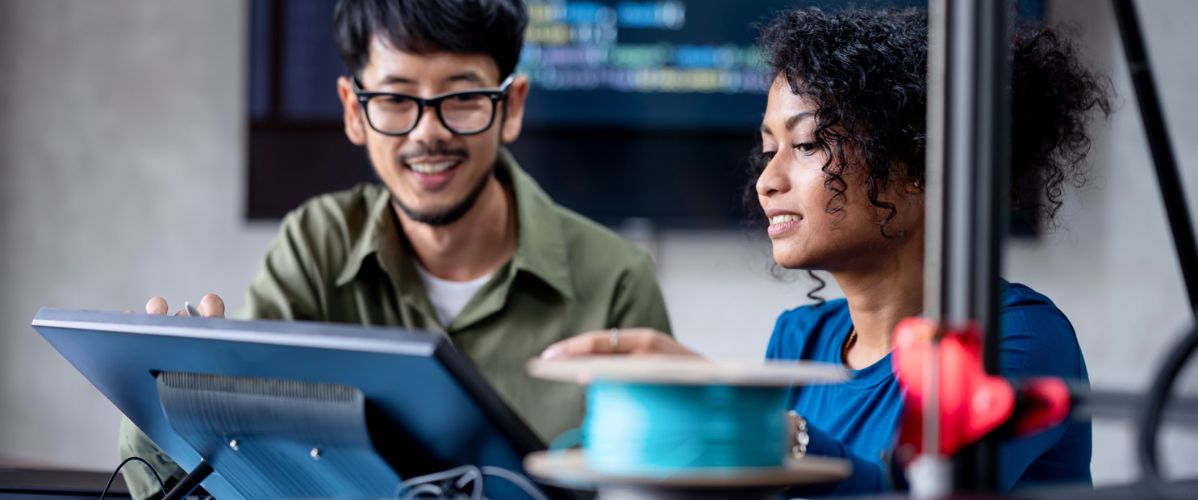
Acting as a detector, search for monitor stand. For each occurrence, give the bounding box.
[155,371,437,498]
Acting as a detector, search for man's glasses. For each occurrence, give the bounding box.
[352,76,514,136]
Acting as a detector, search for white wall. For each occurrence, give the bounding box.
[1007,0,1198,484]
[1,0,1195,488]
[0,0,277,468]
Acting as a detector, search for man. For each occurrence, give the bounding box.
[119,0,671,496]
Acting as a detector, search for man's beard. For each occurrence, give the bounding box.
[393,159,496,227]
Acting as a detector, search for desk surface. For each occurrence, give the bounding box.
[0,467,129,498]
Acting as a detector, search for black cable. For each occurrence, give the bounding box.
[101,456,166,500]
[162,460,213,500]
[394,464,549,500]
[1138,324,1198,481]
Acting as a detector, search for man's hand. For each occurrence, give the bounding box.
[144,293,226,318]
[540,328,702,360]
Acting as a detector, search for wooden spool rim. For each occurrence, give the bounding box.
[524,449,852,488]
[527,356,849,386]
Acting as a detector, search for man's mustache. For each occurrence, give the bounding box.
[398,145,469,163]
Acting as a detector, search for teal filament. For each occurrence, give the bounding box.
[582,382,789,475]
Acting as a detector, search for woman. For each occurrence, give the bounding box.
[541,7,1110,495]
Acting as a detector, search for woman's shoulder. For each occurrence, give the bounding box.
[998,281,1088,379]
[776,298,850,326]
[999,281,1073,333]
[766,299,850,360]
[1001,281,1057,308]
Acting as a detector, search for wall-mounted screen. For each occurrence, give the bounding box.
[248,0,1042,230]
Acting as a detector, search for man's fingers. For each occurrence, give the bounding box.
[144,295,224,318]
[198,293,225,318]
[146,296,169,315]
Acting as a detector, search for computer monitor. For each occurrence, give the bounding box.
[32,308,550,499]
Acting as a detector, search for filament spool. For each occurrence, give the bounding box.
[584,382,789,474]
[525,356,853,494]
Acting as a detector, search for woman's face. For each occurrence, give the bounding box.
[756,75,923,272]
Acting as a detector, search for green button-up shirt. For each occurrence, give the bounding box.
[119,150,671,498]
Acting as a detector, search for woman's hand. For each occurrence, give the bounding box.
[540,328,703,359]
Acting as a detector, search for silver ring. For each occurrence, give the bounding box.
[609,328,620,353]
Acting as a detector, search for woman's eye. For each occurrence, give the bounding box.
[761,150,777,161]
[793,142,818,155]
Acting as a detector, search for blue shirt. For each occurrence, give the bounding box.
[765,282,1091,495]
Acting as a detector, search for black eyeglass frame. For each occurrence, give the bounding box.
[351,75,516,136]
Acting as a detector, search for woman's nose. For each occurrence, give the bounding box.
[756,154,788,198]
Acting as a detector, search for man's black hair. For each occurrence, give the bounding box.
[333,0,528,80]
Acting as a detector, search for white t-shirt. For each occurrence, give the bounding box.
[415,265,493,327]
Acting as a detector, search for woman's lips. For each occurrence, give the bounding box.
[766,213,802,238]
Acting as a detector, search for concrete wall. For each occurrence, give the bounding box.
[1006,0,1198,484]
[0,0,276,468]
[1,0,1195,487]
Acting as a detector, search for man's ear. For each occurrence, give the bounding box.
[337,76,368,145]
[500,75,529,144]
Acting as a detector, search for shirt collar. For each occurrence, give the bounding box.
[335,183,393,287]
[503,149,574,299]
[335,149,575,299]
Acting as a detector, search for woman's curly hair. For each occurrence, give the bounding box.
[746,7,1112,233]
